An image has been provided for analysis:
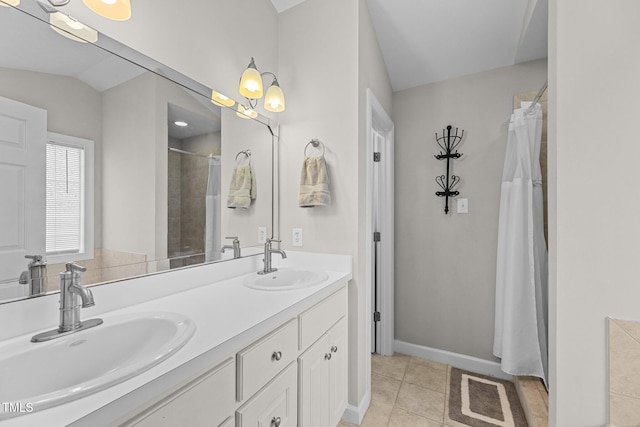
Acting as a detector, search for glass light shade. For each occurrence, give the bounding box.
[211,90,235,107]
[82,0,131,21]
[0,0,20,7]
[236,105,258,120]
[264,82,285,113]
[50,12,98,43]
[239,61,263,99]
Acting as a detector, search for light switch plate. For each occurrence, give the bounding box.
[292,228,303,247]
[457,198,469,214]
[258,227,267,244]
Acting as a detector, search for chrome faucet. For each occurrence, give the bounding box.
[31,262,103,343]
[19,254,47,296]
[221,236,241,258]
[258,238,287,275]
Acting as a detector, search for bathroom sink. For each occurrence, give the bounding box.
[0,312,195,418]
[243,267,328,291]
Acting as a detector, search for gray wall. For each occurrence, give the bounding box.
[392,59,547,361]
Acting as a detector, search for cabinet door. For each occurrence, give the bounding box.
[128,358,235,427]
[328,317,348,426]
[298,334,330,427]
[236,362,297,427]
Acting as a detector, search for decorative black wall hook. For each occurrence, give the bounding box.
[435,125,464,214]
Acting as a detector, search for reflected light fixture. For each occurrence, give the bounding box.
[0,0,20,7]
[238,57,285,113]
[49,11,98,43]
[211,90,235,108]
[82,0,131,21]
[174,121,188,127]
[236,104,258,120]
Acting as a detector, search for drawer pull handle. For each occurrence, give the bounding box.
[325,352,332,360]
[272,416,281,427]
[272,351,283,361]
[331,345,338,353]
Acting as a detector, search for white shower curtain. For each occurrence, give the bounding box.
[493,102,548,385]
[205,156,221,262]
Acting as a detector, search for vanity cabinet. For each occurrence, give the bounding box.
[124,358,235,427]
[236,362,297,427]
[116,285,348,427]
[298,317,348,427]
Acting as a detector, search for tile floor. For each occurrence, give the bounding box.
[338,353,505,427]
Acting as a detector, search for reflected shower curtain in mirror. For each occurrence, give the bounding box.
[493,102,548,385]
[205,156,222,262]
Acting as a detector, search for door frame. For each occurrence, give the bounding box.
[365,88,395,366]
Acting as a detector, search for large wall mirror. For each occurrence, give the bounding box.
[0,1,279,303]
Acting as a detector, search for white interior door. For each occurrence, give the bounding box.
[0,96,47,298]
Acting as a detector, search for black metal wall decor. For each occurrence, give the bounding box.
[435,125,464,214]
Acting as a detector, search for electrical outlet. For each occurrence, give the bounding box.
[457,198,469,214]
[292,228,303,247]
[258,227,267,244]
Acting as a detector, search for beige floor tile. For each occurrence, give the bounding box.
[372,353,410,381]
[409,356,448,372]
[371,372,402,406]
[404,363,448,393]
[361,402,394,427]
[388,406,443,427]
[610,392,640,426]
[338,422,358,427]
[396,382,445,423]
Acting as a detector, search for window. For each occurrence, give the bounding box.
[45,132,94,263]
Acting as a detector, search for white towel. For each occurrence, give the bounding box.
[298,156,331,207]
[227,164,256,209]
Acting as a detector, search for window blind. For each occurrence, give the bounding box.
[46,143,83,255]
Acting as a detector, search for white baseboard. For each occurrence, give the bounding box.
[341,390,370,425]
[394,340,512,381]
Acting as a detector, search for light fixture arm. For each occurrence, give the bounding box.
[47,0,71,6]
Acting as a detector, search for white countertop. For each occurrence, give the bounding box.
[0,251,352,426]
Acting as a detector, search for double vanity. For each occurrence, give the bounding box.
[0,251,351,426]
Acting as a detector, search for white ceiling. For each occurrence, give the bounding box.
[270,0,548,91]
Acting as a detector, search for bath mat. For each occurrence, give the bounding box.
[448,367,528,427]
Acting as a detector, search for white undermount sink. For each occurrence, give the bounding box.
[243,267,328,291]
[0,312,195,418]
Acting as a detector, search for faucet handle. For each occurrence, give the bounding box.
[225,236,239,241]
[25,254,43,263]
[267,238,281,244]
[65,262,87,273]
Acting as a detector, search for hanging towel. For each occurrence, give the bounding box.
[298,155,331,207]
[227,164,256,209]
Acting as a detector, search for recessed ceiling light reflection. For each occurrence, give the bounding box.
[174,121,188,127]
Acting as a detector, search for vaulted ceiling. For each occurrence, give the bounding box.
[270,0,548,91]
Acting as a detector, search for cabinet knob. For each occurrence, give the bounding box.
[272,351,282,361]
[331,345,338,353]
[325,353,332,360]
[272,416,281,427]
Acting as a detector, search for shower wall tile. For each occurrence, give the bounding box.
[609,317,640,425]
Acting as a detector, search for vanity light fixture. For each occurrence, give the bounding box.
[0,0,20,7]
[49,11,98,43]
[211,90,235,108]
[236,104,258,120]
[174,121,188,127]
[82,0,130,20]
[238,57,285,113]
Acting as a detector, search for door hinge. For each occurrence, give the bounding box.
[374,312,381,322]
[373,152,381,162]
[373,232,381,242]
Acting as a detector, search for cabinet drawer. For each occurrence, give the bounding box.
[236,362,297,427]
[127,358,235,427]
[299,286,347,350]
[237,319,298,401]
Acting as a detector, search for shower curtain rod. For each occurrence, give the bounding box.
[525,81,548,114]
[168,147,217,158]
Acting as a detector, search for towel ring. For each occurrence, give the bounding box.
[304,139,325,157]
[235,149,251,164]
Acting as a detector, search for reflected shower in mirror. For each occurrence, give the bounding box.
[0,1,277,303]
